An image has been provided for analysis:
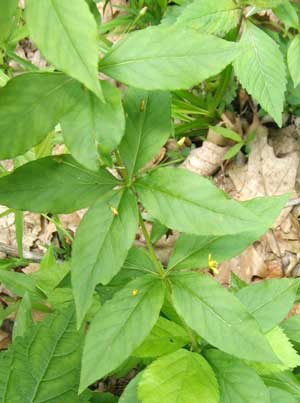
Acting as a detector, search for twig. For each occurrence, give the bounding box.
[285,198,300,208]
[0,242,43,263]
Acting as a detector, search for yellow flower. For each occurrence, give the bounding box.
[208,254,218,275]
[177,137,186,147]
[131,289,138,297]
[110,206,119,216]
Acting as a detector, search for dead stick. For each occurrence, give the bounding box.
[0,242,43,263]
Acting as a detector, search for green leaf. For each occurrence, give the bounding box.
[168,230,263,271]
[288,35,300,88]
[206,349,270,403]
[26,0,103,99]
[0,305,84,402]
[0,270,41,299]
[39,245,57,270]
[0,0,18,42]
[110,247,156,287]
[170,272,279,362]
[274,1,299,30]
[133,316,189,358]
[224,143,244,160]
[269,387,297,403]
[47,287,74,309]
[135,167,285,236]
[119,373,143,403]
[138,349,219,403]
[150,221,168,244]
[250,327,300,374]
[263,372,300,399]
[61,82,125,171]
[89,392,118,403]
[210,126,243,142]
[96,246,155,305]
[175,0,241,36]
[72,189,138,326]
[246,0,285,7]
[0,350,13,402]
[100,26,238,90]
[0,70,9,87]
[33,261,70,296]
[80,275,165,391]
[0,155,118,213]
[0,72,81,159]
[13,292,32,341]
[281,316,300,343]
[241,194,290,226]
[119,88,171,178]
[236,278,300,333]
[230,272,247,293]
[234,21,286,126]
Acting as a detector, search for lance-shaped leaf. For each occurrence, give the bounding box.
[288,35,300,88]
[0,155,118,213]
[133,316,189,358]
[13,292,33,341]
[100,26,238,90]
[170,272,279,362]
[135,167,286,236]
[0,305,84,402]
[26,0,103,99]
[206,350,270,403]
[0,350,13,403]
[269,387,297,403]
[281,316,300,343]
[263,372,300,399]
[175,0,241,36]
[236,278,300,333]
[61,82,125,171]
[0,0,18,42]
[72,189,138,326]
[0,73,81,159]
[80,275,165,391]
[119,373,143,403]
[119,88,171,178]
[245,0,285,7]
[274,1,299,30]
[168,230,262,271]
[250,326,300,374]
[234,21,286,126]
[168,191,292,270]
[0,270,42,299]
[138,349,219,403]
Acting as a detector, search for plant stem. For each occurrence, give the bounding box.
[41,214,74,242]
[138,210,165,277]
[115,150,130,184]
[116,150,164,276]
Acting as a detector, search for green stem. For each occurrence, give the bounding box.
[184,322,199,352]
[115,150,130,184]
[41,214,74,242]
[0,208,12,218]
[138,210,165,277]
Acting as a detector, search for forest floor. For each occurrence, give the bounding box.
[1,3,300,395]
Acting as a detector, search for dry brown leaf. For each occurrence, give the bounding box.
[0,330,10,350]
[228,125,300,200]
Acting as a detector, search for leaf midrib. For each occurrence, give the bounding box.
[28,311,74,401]
[50,0,95,85]
[136,179,261,226]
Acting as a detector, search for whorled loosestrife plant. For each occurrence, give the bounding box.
[0,0,300,402]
